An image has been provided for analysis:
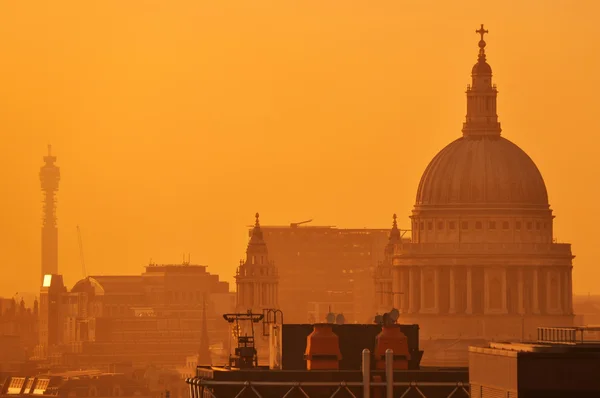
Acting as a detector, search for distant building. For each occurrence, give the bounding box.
[36,262,234,369]
[253,220,394,323]
[392,26,574,365]
[0,297,38,363]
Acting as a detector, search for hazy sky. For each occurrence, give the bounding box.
[1,1,599,296]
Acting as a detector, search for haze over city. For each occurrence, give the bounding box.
[1,0,599,297]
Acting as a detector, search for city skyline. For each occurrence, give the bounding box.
[1,1,599,297]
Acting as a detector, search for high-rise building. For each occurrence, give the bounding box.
[39,145,60,282]
[392,26,574,364]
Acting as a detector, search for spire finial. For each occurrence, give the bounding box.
[476,24,488,41]
[47,144,52,156]
[255,212,260,226]
[475,24,489,61]
[392,213,397,228]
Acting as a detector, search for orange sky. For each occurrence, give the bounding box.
[1,1,599,297]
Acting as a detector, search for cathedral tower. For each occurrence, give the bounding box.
[374,214,401,312]
[39,145,60,282]
[235,213,279,312]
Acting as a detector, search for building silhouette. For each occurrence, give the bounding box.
[36,263,233,369]
[235,213,279,313]
[0,297,38,372]
[39,145,60,282]
[374,214,410,314]
[252,221,396,323]
[391,25,574,364]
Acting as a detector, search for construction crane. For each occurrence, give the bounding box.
[290,219,313,228]
[77,225,87,278]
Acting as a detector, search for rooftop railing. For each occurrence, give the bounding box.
[537,326,600,345]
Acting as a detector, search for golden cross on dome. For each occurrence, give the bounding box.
[476,24,488,41]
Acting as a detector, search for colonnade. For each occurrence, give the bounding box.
[392,266,573,316]
[236,281,279,310]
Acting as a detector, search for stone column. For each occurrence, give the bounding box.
[397,268,405,311]
[532,268,540,314]
[545,271,554,313]
[408,268,415,313]
[517,268,525,314]
[420,268,426,311]
[483,269,490,314]
[557,268,563,313]
[502,269,508,314]
[466,267,473,314]
[392,268,402,310]
[449,268,456,314]
[568,267,573,315]
[434,268,440,314]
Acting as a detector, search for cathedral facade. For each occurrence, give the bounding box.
[392,26,574,342]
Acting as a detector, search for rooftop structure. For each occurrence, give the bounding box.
[469,326,600,396]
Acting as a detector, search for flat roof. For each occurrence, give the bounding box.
[469,341,600,355]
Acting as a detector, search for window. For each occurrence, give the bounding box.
[489,221,496,230]
[461,221,468,230]
[527,222,532,230]
[515,221,522,230]
[420,221,424,230]
[502,221,509,230]
[437,221,444,230]
[536,222,541,230]
[475,221,482,229]
[449,221,456,230]
[427,222,433,230]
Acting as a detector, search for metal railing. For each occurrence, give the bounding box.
[537,326,600,345]
[186,349,470,398]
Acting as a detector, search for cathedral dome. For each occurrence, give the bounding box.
[415,25,549,211]
[415,135,549,208]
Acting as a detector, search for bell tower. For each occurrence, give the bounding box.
[375,214,401,312]
[39,145,60,282]
[235,213,279,312]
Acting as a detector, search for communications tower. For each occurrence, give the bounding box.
[39,145,60,282]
